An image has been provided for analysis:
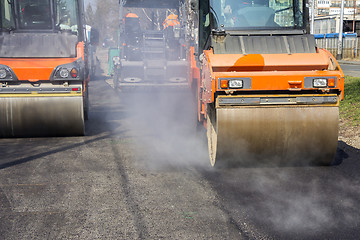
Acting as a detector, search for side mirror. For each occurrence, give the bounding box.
[190,0,198,11]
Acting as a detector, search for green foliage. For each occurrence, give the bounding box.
[340,76,360,125]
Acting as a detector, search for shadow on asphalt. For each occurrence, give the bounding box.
[334,140,359,165]
[0,133,117,170]
[333,141,349,165]
[0,70,127,170]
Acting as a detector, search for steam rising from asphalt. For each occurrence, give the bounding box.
[93,2,359,237]
[212,166,360,238]
[121,89,209,170]
[96,52,358,240]
[250,169,333,232]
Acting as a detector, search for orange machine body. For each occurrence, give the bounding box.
[0,42,86,82]
[195,48,344,123]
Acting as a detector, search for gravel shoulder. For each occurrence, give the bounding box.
[339,119,360,149]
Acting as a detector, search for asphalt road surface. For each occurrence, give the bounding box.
[339,62,360,77]
[1,52,360,239]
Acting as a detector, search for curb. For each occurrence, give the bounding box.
[338,60,360,65]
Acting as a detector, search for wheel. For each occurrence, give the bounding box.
[206,105,217,166]
[206,105,339,168]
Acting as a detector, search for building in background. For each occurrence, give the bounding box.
[314,0,360,34]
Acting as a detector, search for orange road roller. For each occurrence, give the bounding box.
[0,0,89,137]
[187,0,344,166]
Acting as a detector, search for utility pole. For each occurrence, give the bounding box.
[337,0,345,59]
[310,0,315,34]
[118,0,126,49]
[353,0,356,33]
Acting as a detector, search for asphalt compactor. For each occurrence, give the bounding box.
[113,0,188,90]
[188,0,344,166]
[0,0,89,137]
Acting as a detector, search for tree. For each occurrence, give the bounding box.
[85,3,95,26]
[94,0,119,43]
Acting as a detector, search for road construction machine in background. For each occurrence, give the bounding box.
[186,0,344,166]
[112,0,188,90]
[0,0,90,137]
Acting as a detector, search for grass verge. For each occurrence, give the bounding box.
[340,76,360,126]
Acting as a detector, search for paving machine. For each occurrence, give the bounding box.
[113,0,188,90]
[0,0,89,137]
[186,0,344,166]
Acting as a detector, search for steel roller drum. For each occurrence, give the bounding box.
[0,96,84,137]
[207,106,339,167]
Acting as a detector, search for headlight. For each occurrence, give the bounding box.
[219,78,251,89]
[50,61,83,81]
[0,65,17,81]
[59,68,70,78]
[304,76,337,89]
[313,78,327,87]
[0,69,7,79]
[229,79,243,88]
